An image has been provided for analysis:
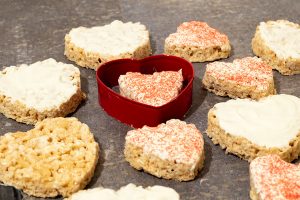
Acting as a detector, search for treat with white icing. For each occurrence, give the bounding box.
[259,20,300,59]
[65,184,180,200]
[124,119,205,181]
[206,94,300,162]
[65,20,152,70]
[0,58,85,124]
[252,20,300,75]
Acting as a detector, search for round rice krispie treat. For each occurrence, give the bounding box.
[0,117,99,198]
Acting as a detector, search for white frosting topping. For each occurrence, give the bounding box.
[214,94,300,148]
[0,58,80,111]
[68,20,149,56]
[67,184,180,200]
[259,20,300,59]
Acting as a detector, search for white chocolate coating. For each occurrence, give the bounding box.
[0,58,80,111]
[214,94,300,148]
[259,20,300,59]
[68,20,149,56]
[67,184,180,200]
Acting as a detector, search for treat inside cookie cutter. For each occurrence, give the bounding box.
[96,54,194,128]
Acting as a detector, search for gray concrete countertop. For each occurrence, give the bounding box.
[0,0,299,199]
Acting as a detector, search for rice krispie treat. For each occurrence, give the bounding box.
[65,20,152,70]
[202,57,276,99]
[124,119,205,181]
[0,58,86,124]
[0,117,99,198]
[118,70,183,106]
[206,94,300,162]
[65,183,180,200]
[252,20,300,75]
[164,21,231,62]
[250,155,300,200]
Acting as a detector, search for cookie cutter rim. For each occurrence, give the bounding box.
[96,54,194,128]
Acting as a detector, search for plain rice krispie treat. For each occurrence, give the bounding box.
[252,20,300,75]
[65,183,180,200]
[202,57,276,99]
[124,119,205,181]
[65,20,152,70]
[250,155,300,200]
[206,94,300,162]
[164,21,231,62]
[118,70,183,106]
[0,58,86,124]
[0,117,99,198]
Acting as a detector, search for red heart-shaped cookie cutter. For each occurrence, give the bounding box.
[96,55,194,128]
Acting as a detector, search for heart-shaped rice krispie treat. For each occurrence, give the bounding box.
[0,117,99,198]
[118,70,183,107]
[0,58,86,124]
[250,155,300,200]
[202,57,276,99]
[206,94,300,162]
[65,183,180,200]
[124,119,204,181]
[164,21,231,62]
[65,20,151,70]
[252,20,300,75]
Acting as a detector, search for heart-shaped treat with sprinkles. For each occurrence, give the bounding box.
[164,21,231,62]
[124,119,205,181]
[250,155,300,200]
[118,70,183,107]
[202,57,276,99]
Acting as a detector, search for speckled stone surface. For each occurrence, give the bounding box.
[0,0,299,199]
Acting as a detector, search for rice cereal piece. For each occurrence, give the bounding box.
[164,21,231,62]
[206,94,300,162]
[0,58,86,124]
[65,20,152,70]
[252,20,300,75]
[0,117,99,198]
[65,183,180,200]
[202,57,276,100]
[250,155,300,200]
[118,70,183,106]
[124,119,205,181]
